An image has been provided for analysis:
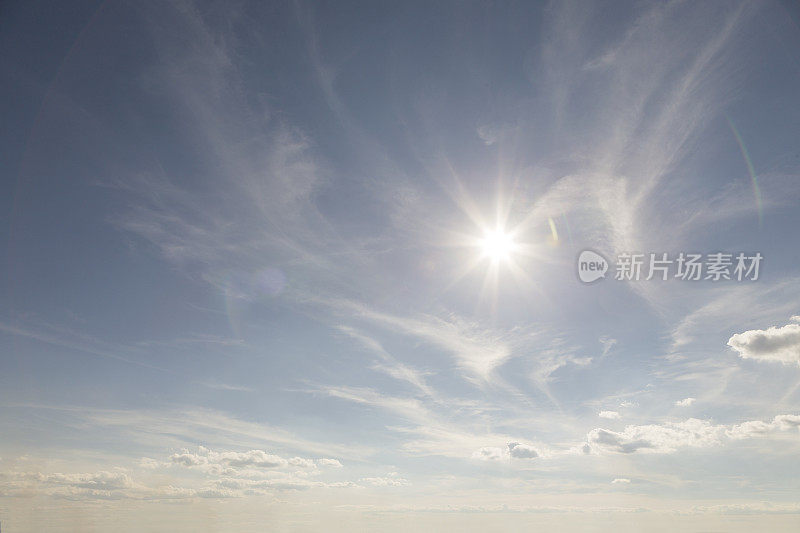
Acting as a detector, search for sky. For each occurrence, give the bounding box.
[2,0,800,531]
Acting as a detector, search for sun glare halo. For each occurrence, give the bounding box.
[480,230,515,262]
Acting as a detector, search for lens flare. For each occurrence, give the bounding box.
[726,115,763,227]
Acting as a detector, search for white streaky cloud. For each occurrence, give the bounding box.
[138,457,162,469]
[0,319,168,373]
[691,502,800,515]
[397,425,522,459]
[476,123,514,146]
[317,385,433,425]
[324,299,589,400]
[472,447,505,461]
[71,406,375,460]
[313,385,547,460]
[507,442,539,459]
[6,0,800,524]
[727,322,800,366]
[359,474,410,487]
[196,382,254,393]
[8,403,371,469]
[791,315,800,323]
[329,301,514,382]
[317,458,343,468]
[336,326,434,396]
[111,2,381,314]
[599,336,617,358]
[526,0,758,285]
[210,477,315,493]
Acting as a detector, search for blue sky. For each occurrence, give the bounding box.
[2,0,800,531]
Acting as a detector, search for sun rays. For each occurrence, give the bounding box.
[438,202,546,312]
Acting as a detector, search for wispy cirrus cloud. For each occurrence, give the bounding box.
[311,384,548,460]
[3,404,372,461]
[522,0,759,258]
[322,298,590,393]
[6,0,800,526]
[335,325,434,397]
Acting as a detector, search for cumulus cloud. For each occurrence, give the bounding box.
[170,451,209,467]
[775,414,800,429]
[727,322,800,366]
[588,419,724,454]
[599,411,621,419]
[507,442,539,459]
[219,451,287,469]
[288,457,316,468]
[727,414,800,439]
[470,443,541,461]
[168,447,349,476]
[725,420,772,440]
[170,448,287,470]
[675,398,695,407]
[472,447,505,461]
[588,415,800,454]
[0,448,363,501]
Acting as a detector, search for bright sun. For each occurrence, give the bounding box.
[480,230,515,262]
